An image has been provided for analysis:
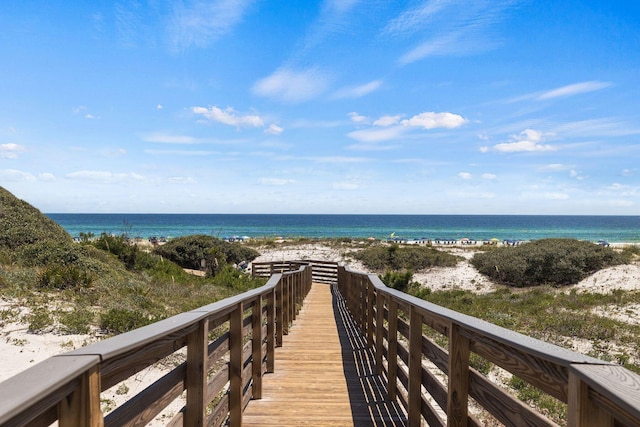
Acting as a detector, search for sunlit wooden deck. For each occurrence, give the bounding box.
[242,283,407,426]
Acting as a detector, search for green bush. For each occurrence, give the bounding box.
[379,270,415,293]
[92,233,139,270]
[471,238,626,287]
[100,308,154,334]
[59,308,94,334]
[38,264,93,290]
[154,235,260,271]
[351,244,460,271]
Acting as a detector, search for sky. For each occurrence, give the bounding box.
[1,1,639,215]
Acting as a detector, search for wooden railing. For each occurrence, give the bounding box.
[252,259,339,284]
[0,265,312,427]
[337,265,640,427]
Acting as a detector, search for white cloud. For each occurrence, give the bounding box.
[482,173,496,179]
[387,1,518,64]
[258,177,296,186]
[192,106,264,128]
[374,115,402,127]
[0,169,35,181]
[401,112,467,129]
[0,143,26,159]
[399,33,462,64]
[333,180,360,190]
[39,173,56,181]
[537,81,611,100]
[169,0,256,50]
[253,67,331,103]
[265,124,283,135]
[540,163,573,172]
[348,112,369,124]
[307,156,370,163]
[493,129,556,153]
[347,126,407,143]
[66,170,145,183]
[333,80,382,98]
[458,172,472,179]
[169,176,197,184]
[156,104,164,110]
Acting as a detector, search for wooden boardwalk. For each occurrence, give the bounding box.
[242,283,407,426]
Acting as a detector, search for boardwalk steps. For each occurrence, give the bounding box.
[243,283,406,426]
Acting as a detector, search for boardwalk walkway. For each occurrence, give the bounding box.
[242,283,407,426]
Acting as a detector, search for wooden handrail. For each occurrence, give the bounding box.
[337,265,640,427]
[0,265,313,427]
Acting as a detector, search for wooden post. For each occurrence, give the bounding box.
[375,291,384,375]
[267,288,276,372]
[283,275,290,335]
[409,306,423,426]
[447,323,470,427]
[229,303,244,427]
[387,299,398,401]
[185,318,209,427]
[58,365,103,427]
[367,281,375,348]
[568,371,614,427]
[276,280,284,347]
[252,296,263,399]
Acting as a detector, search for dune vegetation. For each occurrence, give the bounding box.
[0,186,265,335]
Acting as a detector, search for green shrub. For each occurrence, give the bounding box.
[471,238,625,287]
[379,270,415,293]
[38,264,93,290]
[154,235,260,271]
[352,244,460,271]
[92,233,139,270]
[60,308,94,334]
[26,307,53,332]
[100,308,153,334]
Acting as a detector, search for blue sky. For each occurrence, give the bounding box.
[1,1,639,214]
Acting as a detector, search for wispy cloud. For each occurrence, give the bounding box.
[253,67,332,103]
[141,132,248,145]
[66,170,146,183]
[192,106,264,128]
[258,177,297,186]
[537,81,612,100]
[333,80,383,98]
[0,169,36,181]
[265,124,284,135]
[385,0,519,64]
[0,143,26,159]
[169,0,256,51]
[348,112,370,124]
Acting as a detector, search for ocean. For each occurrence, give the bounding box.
[45,214,640,243]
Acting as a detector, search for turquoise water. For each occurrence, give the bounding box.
[46,214,640,243]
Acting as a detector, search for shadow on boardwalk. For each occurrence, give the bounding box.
[332,285,407,426]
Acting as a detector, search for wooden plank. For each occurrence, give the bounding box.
[185,318,208,427]
[447,323,470,427]
[242,283,406,426]
[229,303,244,427]
[408,305,423,426]
[570,364,640,427]
[252,294,264,399]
